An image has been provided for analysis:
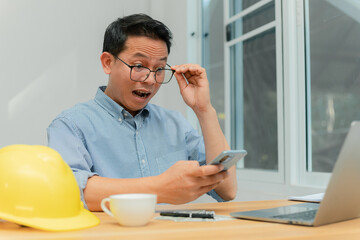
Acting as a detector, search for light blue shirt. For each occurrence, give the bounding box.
[47,86,224,208]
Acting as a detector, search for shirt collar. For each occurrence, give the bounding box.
[94,86,150,120]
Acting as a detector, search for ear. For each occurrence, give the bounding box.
[100,52,114,74]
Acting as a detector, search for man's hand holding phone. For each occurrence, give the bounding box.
[156,160,227,204]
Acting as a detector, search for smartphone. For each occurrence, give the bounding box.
[207,150,247,170]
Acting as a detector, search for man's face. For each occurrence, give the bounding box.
[104,36,168,116]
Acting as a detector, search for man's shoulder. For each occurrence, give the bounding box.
[54,100,99,122]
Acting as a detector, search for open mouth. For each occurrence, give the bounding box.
[132,90,151,98]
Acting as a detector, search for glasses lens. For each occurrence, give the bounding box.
[130,67,150,81]
[156,69,174,84]
[130,67,174,84]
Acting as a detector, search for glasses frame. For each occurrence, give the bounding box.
[113,55,175,84]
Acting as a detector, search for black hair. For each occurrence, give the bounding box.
[102,13,173,56]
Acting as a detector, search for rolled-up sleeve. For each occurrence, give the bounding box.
[47,116,97,209]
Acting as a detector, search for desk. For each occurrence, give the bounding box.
[1,200,360,240]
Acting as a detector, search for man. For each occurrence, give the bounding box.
[47,14,236,211]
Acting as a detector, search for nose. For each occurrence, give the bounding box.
[144,71,157,84]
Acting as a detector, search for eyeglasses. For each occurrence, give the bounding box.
[113,55,175,84]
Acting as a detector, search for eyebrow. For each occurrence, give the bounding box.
[132,52,168,62]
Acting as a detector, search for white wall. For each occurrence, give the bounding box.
[0,0,190,147]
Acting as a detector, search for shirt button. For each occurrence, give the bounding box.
[141,159,146,165]
[136,131,139,135]
[118,118,122,122]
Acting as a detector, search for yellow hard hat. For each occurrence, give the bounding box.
[0,144,99,231]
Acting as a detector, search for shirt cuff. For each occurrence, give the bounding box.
[72,169,98,210]
[207,189,226,202]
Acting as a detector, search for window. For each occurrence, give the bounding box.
[226,0,282,174]
[305,0,360,173]
[200,0,359,194]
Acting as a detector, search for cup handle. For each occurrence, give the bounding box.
[101,198,113,217]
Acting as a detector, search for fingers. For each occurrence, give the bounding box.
[190,164,228,187]
[199,182,221,195]
[171,64,202,73]
[171,64,206,80]
[197,172,228,196]
[195,164,224,176]
[173,72,188,91]
[176,161,228,183]
[184,161,223,177]
[197,170,228,187]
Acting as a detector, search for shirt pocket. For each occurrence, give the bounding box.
[155,150,187,174]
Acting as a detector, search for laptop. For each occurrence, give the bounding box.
[231,121,360,226]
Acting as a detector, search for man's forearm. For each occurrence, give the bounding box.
[84,160,229,211]
[195,106,237,201]
[195,106,230,159]
[84,175,161,211]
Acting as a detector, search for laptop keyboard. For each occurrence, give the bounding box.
[272,209,317,221]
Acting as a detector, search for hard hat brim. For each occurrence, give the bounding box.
[0,208,100,232]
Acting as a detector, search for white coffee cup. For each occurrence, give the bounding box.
[101,193,157,227]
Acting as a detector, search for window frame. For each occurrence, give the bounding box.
[283,0,330,187]
[224,0,285,184]
[190,0,331,198]
[224,0,331,188]
[298,0,331,186]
